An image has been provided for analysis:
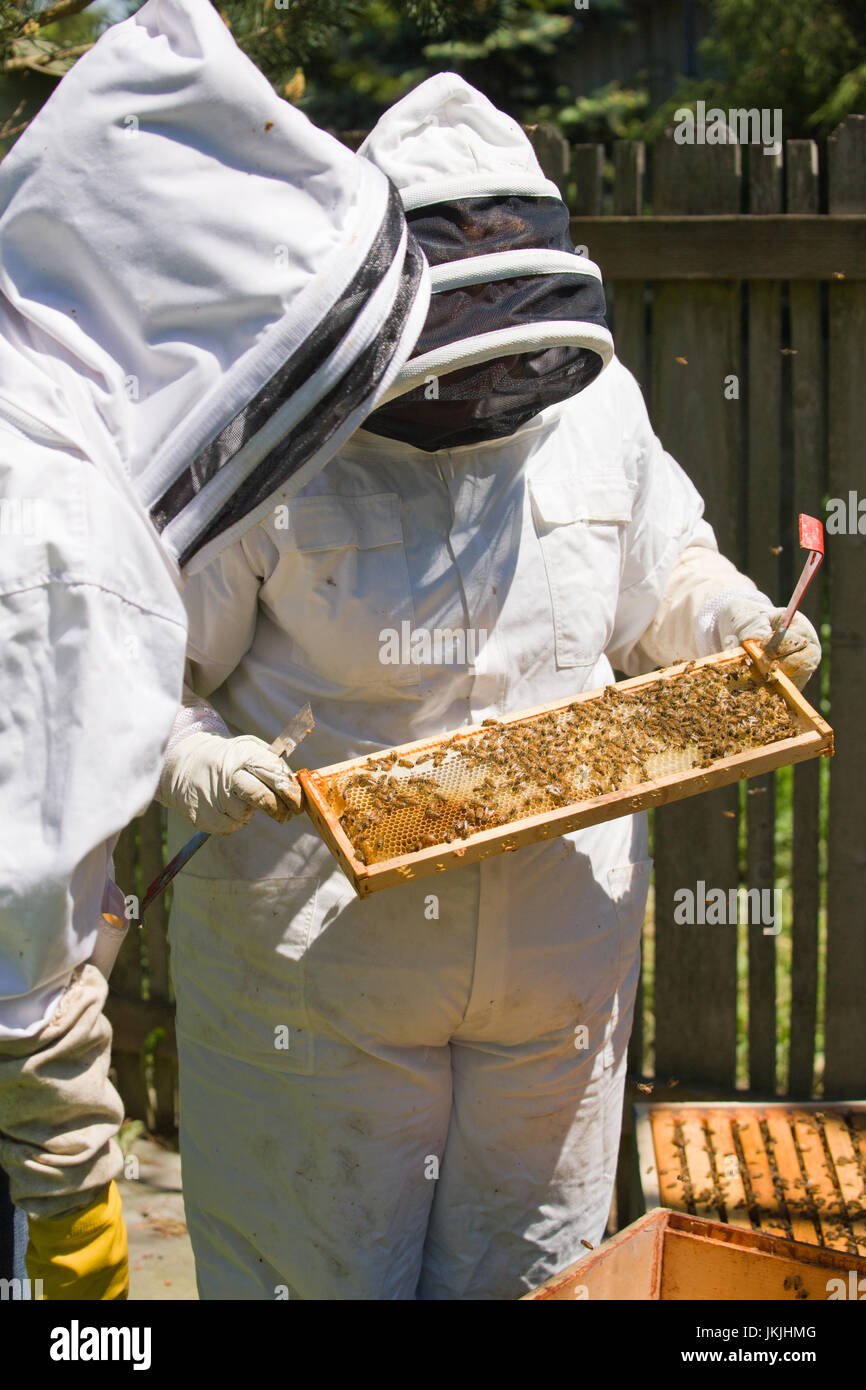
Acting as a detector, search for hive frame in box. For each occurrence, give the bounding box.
[635,1099,866,1251]
[296,641,833,898]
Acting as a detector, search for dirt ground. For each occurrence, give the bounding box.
[118,1132,198,1300]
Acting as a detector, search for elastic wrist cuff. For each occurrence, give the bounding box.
[166,701,229,753]
[694,587,772,656]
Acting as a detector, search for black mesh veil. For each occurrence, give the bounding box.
[364,194,609,452]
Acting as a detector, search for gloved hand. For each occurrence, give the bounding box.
[157,731,302,834]
[26,1180,128,1300]
[717,596,821,690]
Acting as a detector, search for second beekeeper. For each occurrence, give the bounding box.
[157,73,820,1300]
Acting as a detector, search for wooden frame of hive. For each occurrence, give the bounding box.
[521,1207,866,1300]
[296,640,834,898]
[635,1100,866,1255]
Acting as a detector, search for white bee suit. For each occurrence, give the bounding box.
[0,0,429,1218]
[167,76,760,1298]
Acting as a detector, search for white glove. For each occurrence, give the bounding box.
[716,596,821,690]
[156,731,302,835]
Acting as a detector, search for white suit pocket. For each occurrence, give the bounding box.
[529,473,635,668]
[277,491,420,689]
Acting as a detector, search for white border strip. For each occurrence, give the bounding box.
[430,249,603,292]
[401,172,563,212]
[180,243,432,575]
[378,320,614,404]
[164,223,421,565]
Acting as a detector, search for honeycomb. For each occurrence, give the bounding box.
[324,659,800,866]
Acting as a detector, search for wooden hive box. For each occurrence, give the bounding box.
[297,641,833,897]
[634,1101,866,1257]
[522,1207,866,1300]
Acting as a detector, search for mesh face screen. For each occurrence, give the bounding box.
[364,194,609,452]
[322,660,800,866]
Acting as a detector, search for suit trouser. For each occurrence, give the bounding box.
[169,824,651,1299]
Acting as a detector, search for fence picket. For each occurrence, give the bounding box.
[610,141,647,385]
[787,139,824,1097]
[651,135,743,1089]
[107,824,150,1122]
[138,805,176,1133]
[571,142,605,216]
[824,117,866,1098]
[526,124,570,199]
[746,296,782,1092]
[748,144,783,215]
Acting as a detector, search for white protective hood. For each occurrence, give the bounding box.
[360,70,564,211]
[0,0,430,574]
[360,73,613,423]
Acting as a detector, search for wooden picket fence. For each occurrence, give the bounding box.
[108,807,175,1135]
[108,119,866,1182]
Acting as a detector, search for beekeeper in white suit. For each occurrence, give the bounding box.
[0,0,428,1298]
[157,72,820,1300]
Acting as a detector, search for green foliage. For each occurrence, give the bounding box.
[292,0,610,133]
[2,0,863,154]
[215,0,493,119]
[811,61,866,130]
[0,1,112,72]
[256,0,864,142]
[652,0,865,139]
[536,79,650,142]
[218,0,501,128]
[421,2,575,118]
[425,8,571,63]
[118,1117,146,1156]
[342,0,862,141]
[219,0,366,83]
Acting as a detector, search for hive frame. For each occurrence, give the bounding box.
[296,641,834,898]
[634,1100,866,1253]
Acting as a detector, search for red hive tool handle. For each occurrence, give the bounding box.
[763,514,824,658]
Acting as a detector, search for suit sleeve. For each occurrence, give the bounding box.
[0,431,187,1214]
[180,529,267,698]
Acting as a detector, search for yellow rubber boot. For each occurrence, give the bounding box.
[26,1180,129,1299]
